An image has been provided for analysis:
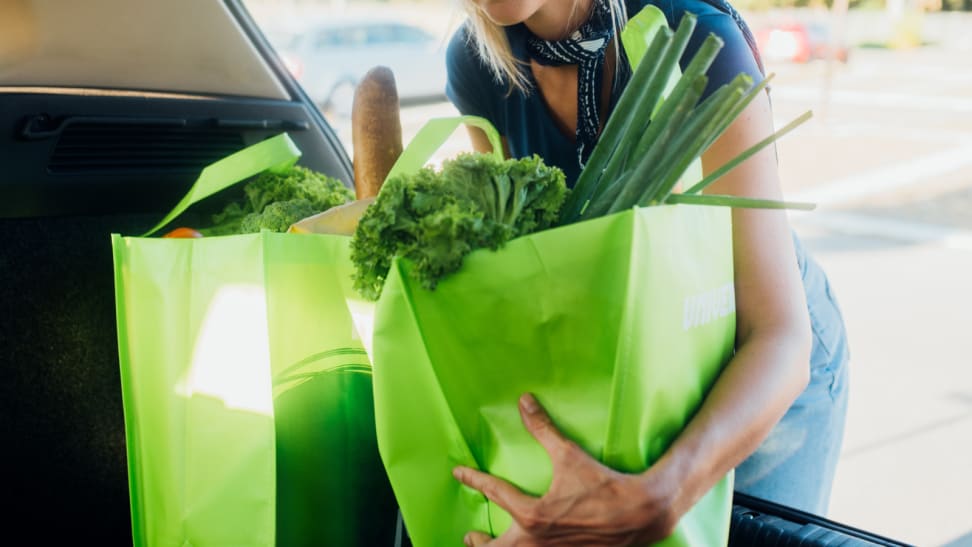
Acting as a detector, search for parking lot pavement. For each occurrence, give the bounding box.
[793,222,972,547]
[750,43,972,546]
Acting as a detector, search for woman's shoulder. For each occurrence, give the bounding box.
[446,24,480,75]
[445,23,509,124]
[629,0,756,51]
[627,0,765,95]
[446,25,493,96]
[445,24,512,89]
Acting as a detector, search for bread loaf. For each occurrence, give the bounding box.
[351,66,403,200]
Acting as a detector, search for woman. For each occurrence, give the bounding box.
[444,0,851,545]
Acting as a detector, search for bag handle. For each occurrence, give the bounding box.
[383,115,503,184]
[142,133,302,236]
[620,5,702,195]
[620,5,668,70]
[621,4,682,119]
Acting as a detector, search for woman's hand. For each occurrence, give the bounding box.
[452,393,683,547]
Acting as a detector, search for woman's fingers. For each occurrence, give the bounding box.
[463,530,494,546]
[519,393,571,456]
[453,465,535,516]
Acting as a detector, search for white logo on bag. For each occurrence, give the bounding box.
[683,283,735,330]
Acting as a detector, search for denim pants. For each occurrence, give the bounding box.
[734,235,851,517]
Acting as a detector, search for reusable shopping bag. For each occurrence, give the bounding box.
[364,6,735,546]
[111,134,397,546]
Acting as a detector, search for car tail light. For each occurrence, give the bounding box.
[764,29,803,62]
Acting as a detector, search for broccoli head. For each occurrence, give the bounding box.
[238,199,321,234]
[204,165,354,235]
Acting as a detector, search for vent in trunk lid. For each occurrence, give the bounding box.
[49,122,246,174]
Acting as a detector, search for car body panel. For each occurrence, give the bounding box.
[755,21,850,64]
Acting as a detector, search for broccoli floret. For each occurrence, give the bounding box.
[238,199,321,234]
[204,202,248,236]
[204,165,354,235]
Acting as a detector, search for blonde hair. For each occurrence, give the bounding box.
[460,0,629,94]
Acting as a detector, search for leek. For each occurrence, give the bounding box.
[558,11,816,226]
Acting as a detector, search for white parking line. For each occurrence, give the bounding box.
[790,143,972,206]
[792,210,972,252]
[785,134,972,251]
[772,86,972,114]
[810,122,972,143]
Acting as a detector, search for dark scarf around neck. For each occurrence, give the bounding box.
[525,0,617,169]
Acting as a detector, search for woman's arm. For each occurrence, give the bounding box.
[466,125,512,158]
[454,91,812,546]
[644,87,812,523]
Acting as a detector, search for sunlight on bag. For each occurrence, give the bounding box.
[111,134,397,547]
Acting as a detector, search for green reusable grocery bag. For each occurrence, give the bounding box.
[366,7,734,546]
[373,205,735,547]
[111,134,397,546]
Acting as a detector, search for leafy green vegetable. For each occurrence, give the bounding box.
[203,165,354,235]
[350,153,567,300]
[238,199,322,233]
[561,12,815,225]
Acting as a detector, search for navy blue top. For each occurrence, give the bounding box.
[445,0,850,381]
[446,0,764,185]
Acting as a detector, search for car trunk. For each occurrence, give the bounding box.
[0,0,353,542]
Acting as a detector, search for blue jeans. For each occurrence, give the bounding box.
[734,235,850,517]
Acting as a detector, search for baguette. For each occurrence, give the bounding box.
[351,66,403,200]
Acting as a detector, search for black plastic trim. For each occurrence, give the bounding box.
[731,492,917,547]
[0,93,351,219]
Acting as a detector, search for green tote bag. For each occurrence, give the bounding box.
[111,134,398,546]
[366,6,735,547]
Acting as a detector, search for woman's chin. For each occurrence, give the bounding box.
[478,0,542,26]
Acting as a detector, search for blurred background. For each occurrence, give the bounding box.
[244,0,972,545]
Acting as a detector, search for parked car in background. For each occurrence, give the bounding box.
[755,21,850,64]
[271,16,448,117]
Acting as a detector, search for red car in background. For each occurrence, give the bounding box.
[755,21,850,64]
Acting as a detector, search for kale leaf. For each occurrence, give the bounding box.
[350,153,567,300]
